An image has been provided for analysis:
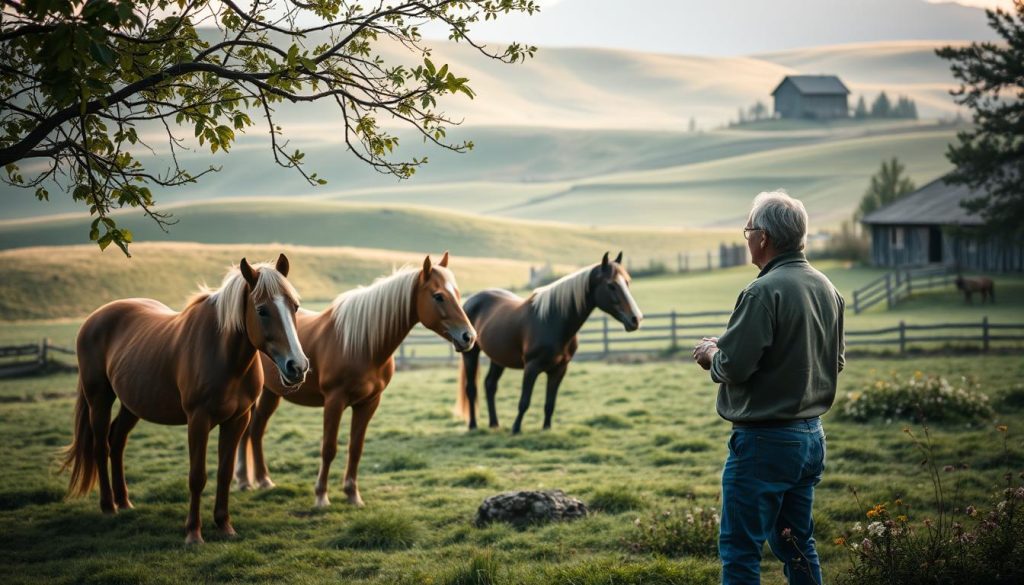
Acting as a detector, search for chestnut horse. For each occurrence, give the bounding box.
[235,253,476,507]
[62,255,309,544]
[456,252,643,434]
[955,275,995,304]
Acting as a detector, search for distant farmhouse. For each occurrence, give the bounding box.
[771,75,850,119]
[861,177,1024,273]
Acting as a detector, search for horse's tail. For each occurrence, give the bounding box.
[454,354,478,422]
[61,380,97,497]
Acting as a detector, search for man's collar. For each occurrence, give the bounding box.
[757,250,807,278]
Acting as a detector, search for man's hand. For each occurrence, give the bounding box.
[693,337,719,370]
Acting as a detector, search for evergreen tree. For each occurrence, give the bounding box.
[854,96,869,119]
[870,92,892,118]
[857,158,916,219]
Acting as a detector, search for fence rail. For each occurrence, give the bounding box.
[2,316,1022,376]
[852,265,953,314]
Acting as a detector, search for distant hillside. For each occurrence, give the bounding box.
[0,202,734,265]
[0,243,563,320]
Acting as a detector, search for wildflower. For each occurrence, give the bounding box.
[852,522,863,533]
[861,538,873,553]
[897,515,908,523]
[966,505,977,517]
[996,424,1008,433]
[712,513,720,525]
[834,537,846,546]
[923,518,933,528]
[685,513,695,524]
[867,521,886,537]
[894,498,903,506]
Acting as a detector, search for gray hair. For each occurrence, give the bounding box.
[748,190,808,252]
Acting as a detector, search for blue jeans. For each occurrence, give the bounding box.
[720,418,826,585]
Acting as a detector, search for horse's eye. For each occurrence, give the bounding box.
[256,306,269,317]
[608,283,617,291]
[433,293,444,303]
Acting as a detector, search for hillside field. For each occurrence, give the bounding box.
[0,354,1021,584]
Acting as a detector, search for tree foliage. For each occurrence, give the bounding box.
[856,157,916,220]
[936,1,1024,237]
[0,0,538,254]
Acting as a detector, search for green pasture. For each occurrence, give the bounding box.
[0,354,1021,584]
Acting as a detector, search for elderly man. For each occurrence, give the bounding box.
[693,191,845,585]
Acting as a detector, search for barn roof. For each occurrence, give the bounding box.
[860,176,986,226]
[771,75,850,96]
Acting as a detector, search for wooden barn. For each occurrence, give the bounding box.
[771,75,850,119]
[860,177,1024,272]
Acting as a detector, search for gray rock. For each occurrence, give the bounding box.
[475,490,588,528]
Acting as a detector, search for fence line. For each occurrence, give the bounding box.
[852,265,953,314]
[3,316,1022,376]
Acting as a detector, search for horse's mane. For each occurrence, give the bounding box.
[329,265,455,359]
[189,262,300,333]
[529,264,594,320]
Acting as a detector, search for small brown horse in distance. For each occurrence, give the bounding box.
[235,253,477,507]
[63,255,309,544]
[456,252,643,434]
[955,275,995,304]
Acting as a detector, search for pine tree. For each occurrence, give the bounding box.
[857,158,916,219]
[854,96,869,119]
[870,92,892,118]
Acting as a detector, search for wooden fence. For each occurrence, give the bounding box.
[0,338,75,378]
[3,316,1022,376]
[852,265,953,314]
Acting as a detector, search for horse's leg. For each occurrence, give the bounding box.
[484,363,505,429]
[86,385,116,514]
[314,394,346,507]
[511,362,543,435]
[343,393,382,506]
[462,346,481,430]
[249,390,282,489]
[108,404,139,510]
[542,364,568,431]
[185,414,211,545]
[233,405,254,491]
[214,409,250,537]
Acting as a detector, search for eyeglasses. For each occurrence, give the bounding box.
[743,227,765,240]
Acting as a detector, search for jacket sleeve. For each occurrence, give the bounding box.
[710,291,774,385]
[837,293,846,374]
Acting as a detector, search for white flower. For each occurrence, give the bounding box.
[712,513,720,525]
[852,522,863,533]
[867,521,886,537]
[686,513,695,524]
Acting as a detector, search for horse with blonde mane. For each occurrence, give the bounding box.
[63,255,308,544]
[235,252,476,507]
[456,252,643,434]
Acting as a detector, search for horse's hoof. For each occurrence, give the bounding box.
[236,482,252,492]
[101,504,118,515]
[115,499,134,510]
[256,478,276,490]
[347,495,365,507]
[184,531,205,545]
[314,493,330,508]
[217,524,238,538]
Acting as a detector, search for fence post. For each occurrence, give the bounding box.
[677,252,683,273]
[853,289,860,314]
[40,337,49,366]
[982,316,990,352]
[905,270,912,296]
[707,250,712,271]
[898,320,906,354]
[886,273,893,309]
[670,310,678,351]
[398,343,406,368]
[602,316,610,356]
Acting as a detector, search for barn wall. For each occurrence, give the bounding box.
[869,224,1024,273]
[773,83,802,119]
[801,95,849,119]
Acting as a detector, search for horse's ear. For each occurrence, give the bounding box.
[240,258,258,289]
[439,250,449,268]
[601,252,610,269]
[275,253,290,278]
[421,255,433,280]
[614,251,623,264]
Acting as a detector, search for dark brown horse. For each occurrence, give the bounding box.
[63,255,308,544]
[235,253,476,507]
[456,252,643,434]
[955,275,995,304]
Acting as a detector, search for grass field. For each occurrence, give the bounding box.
[0,354,1021,584]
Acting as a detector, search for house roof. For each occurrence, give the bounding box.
[860,176,986,226]
[771,75,850,96]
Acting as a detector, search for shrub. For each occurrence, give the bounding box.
[589,488,644,514]
[835,425,1024,585]
[624,500,720,558]
[326,509,420,550]
[836,373,993,423]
